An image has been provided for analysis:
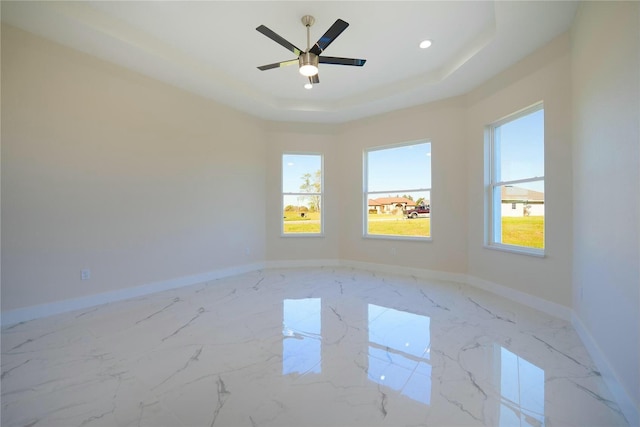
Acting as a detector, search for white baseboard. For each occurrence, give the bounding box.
[465,275,573,321]
[0,260,569,326]
[339,259,468,284]
[264,259,341,269]
[2,260,634,427]
[572,312,639,426]
[1,262,265,327]
[337,261,572,322]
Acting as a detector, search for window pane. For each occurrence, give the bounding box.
[367,190,430,238]
[283,154,321,193]
[487,105,545,253]
[365,141,431,239]
[282,153,322,235]
[497,181,544,249]
[495,109,544,182]
[368,143,431,192]
[283,195,321,234]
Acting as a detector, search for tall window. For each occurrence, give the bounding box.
[486,104,544,253]
[365,141,431,239]
[282,153,323,235]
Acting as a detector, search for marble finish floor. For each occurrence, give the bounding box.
[1,267,628,426]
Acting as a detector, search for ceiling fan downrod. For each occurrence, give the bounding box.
[301,15,315,50]
[299,15,319,77]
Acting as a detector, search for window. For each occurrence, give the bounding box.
[486,104,544,254]
[282,153,323,235]
[364,141,431,239]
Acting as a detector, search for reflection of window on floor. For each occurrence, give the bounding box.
[499,347,545,426]
[368,304,432,405]
[282,298,322,375]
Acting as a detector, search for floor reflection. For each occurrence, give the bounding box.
[282,298,322,375]
[367,304,432,405]
[498,346,545,426]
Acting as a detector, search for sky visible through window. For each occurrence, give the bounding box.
[283,114,542,199]
[283,144,432,198]
[368,143,431,192]
[496,108,544,191]
[283,154,321,194]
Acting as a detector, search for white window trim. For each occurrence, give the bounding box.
[363,140,432,241]
[485,102,545,256]
[282,152,324,237]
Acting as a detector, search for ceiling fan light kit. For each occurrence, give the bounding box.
[256,15,366,86]
[299,52,319,77]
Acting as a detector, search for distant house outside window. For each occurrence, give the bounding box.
[486,104,544,254]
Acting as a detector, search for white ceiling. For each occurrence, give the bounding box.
[1,1,578,123]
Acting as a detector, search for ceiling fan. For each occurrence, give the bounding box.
[256,15,366,86]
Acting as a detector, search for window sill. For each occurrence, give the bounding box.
[281,233,325,238]
[484,243,545,258]
[364,234,432,242]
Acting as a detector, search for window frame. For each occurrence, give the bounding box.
[363,140,432,241]
[485,102,545,256]
[281,152,324,237]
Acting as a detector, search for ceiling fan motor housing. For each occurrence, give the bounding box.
[299,52,319,76]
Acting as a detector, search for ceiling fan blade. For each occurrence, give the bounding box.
[256,25,303,56]
[309,74,319,84]
[310,19,349,55]
[319,56,366,66]
[257,59,298,71]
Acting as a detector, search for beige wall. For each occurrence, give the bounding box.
[571,1,639,411]
[3,9,637,416]
[336,98,468,273]
[263,36,574,307]
[2,24,573,310]
[1,25,267,311]
[265,124,341,262]
[465,34,573,306]
[263,97,468,274]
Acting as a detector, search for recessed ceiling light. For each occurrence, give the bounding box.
[304,83,313,90]
[419,39,432,49]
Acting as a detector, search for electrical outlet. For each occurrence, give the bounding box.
[81,269,91,281]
